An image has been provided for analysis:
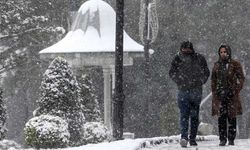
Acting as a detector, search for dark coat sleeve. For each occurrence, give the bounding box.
[211,63,218,94]
[199,55,210,84]
[235,61,245,94]
[169,55,182,85]
[211,63,220,116]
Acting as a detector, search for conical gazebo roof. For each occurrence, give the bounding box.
[40,0,144,54]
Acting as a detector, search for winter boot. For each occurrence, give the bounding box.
[219,140,227,146]
[180,139,188,148]
[228,140,234,145]
[189,139,197,146]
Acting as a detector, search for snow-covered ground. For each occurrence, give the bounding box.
[3,135,250,150]
[141,139,250,150]
[23,135,250,150]
[61,136,250,150]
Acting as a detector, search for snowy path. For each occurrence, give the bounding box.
[141,139,250,150]
[35,136,249,150]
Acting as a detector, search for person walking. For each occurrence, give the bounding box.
[211,45,245,146]
[169,41,210,147]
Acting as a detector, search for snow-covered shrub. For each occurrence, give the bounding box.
[82,122,110,144]
[0,88,7,140]
[24,115,70,149]
[78,74,101,122]
[0,139,22,150]
[34,57,85,146]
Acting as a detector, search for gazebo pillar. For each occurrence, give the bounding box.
[103,66,113,133]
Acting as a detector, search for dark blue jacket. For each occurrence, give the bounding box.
[169,52,210,90]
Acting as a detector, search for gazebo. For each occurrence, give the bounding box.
[39,0,144,133]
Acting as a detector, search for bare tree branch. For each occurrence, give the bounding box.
[0,28,41,40]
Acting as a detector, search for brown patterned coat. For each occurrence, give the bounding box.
[211,59,245,118]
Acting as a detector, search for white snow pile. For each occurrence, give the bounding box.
[0,139,21,150]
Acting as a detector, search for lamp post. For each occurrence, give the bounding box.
[113,0,125,140]
[144,0,150,81]
[139,0,158,137]
[143,0,150,138]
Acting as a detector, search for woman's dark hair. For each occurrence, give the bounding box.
[218,44,232,59]
[180,41,194,51]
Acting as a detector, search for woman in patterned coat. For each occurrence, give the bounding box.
[211,44,245,146]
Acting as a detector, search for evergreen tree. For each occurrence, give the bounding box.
[1,0,67,143]
[0,88,7,140]
[78,74,101,122]
[0,0,66,73]
[35,57,85,146]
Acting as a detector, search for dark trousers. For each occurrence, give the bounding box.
[177,88,202,140]
[218,99,237,142]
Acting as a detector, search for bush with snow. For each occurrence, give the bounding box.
[24,115,70,149]
[0,139,22,150]
[82,122,110,144]
[34,57,85,146]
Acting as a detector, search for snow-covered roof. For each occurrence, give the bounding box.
[39,0,144,54]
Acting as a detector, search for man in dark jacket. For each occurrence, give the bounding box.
[169,41,210,147]
[211,45,244,146]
